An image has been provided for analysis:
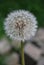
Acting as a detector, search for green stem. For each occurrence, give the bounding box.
[21,40,25,65]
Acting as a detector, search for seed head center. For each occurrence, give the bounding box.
[15,20,26,29]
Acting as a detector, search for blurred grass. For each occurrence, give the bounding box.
[0,55,6,65]
[0,0,44,38]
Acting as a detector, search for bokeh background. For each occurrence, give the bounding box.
[0,0,44,65]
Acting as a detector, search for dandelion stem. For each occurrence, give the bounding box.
[21,40,25,65]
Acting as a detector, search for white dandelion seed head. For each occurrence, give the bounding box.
[4,10,38,41]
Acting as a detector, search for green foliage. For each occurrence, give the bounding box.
[0,14,5,39]
[0,55,6,65]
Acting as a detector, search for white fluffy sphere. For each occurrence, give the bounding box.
[4,10,38,41]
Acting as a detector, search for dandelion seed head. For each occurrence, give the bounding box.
[4,10,38,41]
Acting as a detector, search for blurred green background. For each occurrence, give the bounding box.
[0,0,44,38]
